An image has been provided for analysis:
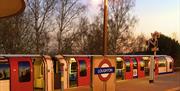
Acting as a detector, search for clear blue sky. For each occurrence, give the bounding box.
[81,0,180,41]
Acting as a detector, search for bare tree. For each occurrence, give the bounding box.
[55,0,86,54]
[73,16,103,54]
[0,13,33,54]
[73,0,137,54]
[27,0,56,54]
[68,0,137,55]
[108,0,137,54]
[133,34,147,52]
[86,16,104,54]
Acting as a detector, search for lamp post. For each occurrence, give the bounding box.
[103,0,108,56]
[103,1,108,91]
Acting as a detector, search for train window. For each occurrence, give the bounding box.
[71,62,77,73]
[125,60,131,72]
[131,58,137,69]
[158,57,166,67]
[117,61,123,69]
[140,59,145,71]
[0,62,10,80]
[144,60,149,67]
[53,61,60,74]
[79,60,87,77]
[18,61,31,82]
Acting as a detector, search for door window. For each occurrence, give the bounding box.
[79,60,87,77]
[0,62,10,80]
[158,57,166,67]
[140,59,145,71]
[117,61,123,69]
[70,62,77,81]
[169,62,173,69]
[131,58,137,69]
[125,60,131,72]
[18,61,31,82]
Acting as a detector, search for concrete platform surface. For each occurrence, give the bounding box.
[64,71,180,91]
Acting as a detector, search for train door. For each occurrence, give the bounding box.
[43,56,54,91]
[9,57,33,91]
[166,56,173,72]
[76,57,90,86]
[55,55,68,89]
[116,57,124,80]
[69,58,78,87]
[137,57,145,78]
[157,56,166,74]
[124,58,133,79]
[33,57,45,91]
[0,59,10,91]
[131,58,138,78]
[143,57,150,76]
[52,57,61,90]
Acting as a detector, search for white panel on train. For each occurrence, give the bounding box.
[165,56,174,72]
[0,59,10,91]
[158,56,167,74]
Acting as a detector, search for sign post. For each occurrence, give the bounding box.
[94,58,115,91]
[149,31,160,83]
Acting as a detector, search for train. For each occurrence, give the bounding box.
[0,55,174,91]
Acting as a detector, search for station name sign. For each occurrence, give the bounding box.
[95,67,115,74]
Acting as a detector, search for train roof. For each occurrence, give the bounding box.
[62,55,168,57]
[0,54,170,58]
[0,54,42,57]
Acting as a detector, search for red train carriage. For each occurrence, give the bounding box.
[0,55,174,91]
[0,57,34,91]
[0,55,53,91]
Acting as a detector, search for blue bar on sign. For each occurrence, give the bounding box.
[94,67,115,74]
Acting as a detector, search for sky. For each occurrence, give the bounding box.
[81,0,180,42]
[135,0,180,41]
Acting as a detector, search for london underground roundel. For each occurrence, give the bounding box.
[95,58,115,81]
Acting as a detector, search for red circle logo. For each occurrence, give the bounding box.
[98,58,112,81]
